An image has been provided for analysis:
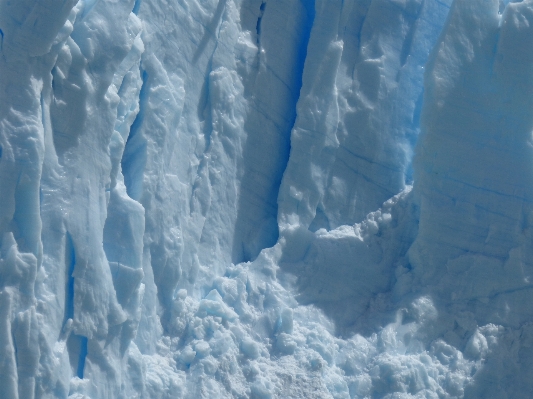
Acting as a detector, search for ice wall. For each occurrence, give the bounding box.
[278,0,449,231]
[410,0,533,327]
[1,0,533,398]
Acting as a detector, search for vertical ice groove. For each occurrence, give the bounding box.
[277,0,352,232]
[63,232,75,326]
[194,0,227,206]
[255,1,266,45]
[76,335,88,379]
[12,329,18,371]
[192,0,227,65]
[197,0,226,150]
[122,68,149,201]
[399,1,423,67]
[286,0,316,131]
[231,0,315,264]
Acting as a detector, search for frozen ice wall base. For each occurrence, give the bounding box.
[1,0,533,398]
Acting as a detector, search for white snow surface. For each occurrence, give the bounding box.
[1,0,533,398]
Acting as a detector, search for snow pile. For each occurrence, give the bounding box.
[1,0,533,397]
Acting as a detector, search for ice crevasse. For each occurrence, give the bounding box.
[1,0,533,397]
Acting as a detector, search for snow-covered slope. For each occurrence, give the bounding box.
[1,0,533,397]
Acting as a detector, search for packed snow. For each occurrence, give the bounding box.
[1,0,533,398]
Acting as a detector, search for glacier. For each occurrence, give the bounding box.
[1,0,533,397]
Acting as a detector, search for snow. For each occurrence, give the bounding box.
[1,0,533,397]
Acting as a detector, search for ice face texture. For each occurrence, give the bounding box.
[1,0,533,398]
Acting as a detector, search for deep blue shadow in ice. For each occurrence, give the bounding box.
[255,1,266,45]
[231,0,315,263]
[122,69,149,201]
[67,333,88,379]
[64,232,76,325]
[77,336,88,378]
[290,0,315,122]
[132,0,142,15]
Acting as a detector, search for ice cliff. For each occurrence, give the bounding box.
[1,0,533,397]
